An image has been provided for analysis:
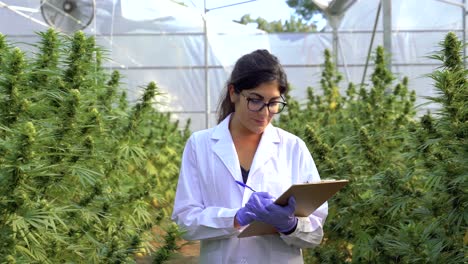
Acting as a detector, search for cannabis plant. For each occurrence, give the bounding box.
[278,45,418,263]
[0,29,189,263]
[375,31,467,264]
[278,33,466,263]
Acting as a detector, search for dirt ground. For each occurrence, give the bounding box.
[135,226,200,264]
[135,240,200,264]
[165,240,200,264]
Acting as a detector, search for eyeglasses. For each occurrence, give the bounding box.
[239,92,287,114]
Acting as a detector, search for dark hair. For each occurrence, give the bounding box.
[216,49,288,124]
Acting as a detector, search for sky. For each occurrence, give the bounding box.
[180,0,297,22]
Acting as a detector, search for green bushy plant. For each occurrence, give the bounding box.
[278,32,466,263]
[375,31,467,264]
[0,29,189,263]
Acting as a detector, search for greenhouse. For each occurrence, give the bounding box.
[0,0,466,263]
[3,0,466,130]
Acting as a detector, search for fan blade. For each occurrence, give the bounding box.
[70,0,95,27]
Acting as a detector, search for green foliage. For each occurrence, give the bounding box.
[236,14,317,33]
[2,28,464,264]
[0,29,189,263]
[401,31,467,263]
[278,32,466,263]
[151,223,183,264]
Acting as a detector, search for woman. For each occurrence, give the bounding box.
[172,49,327,263]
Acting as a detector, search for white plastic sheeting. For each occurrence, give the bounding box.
[340,0,463,30]
[0,0,465,131]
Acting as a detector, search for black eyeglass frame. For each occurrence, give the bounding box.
[238,91,288,114]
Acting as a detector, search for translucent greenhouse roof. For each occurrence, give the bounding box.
[337,0,463,31]
[0,0,466,131]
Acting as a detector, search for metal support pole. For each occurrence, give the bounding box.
[333,25,339,67]
[463,0,466,66]
[360,2,381,87]
[203,0,210,129]
[201,0,257,128]
[382,0,392,71]
[327,14,342,68]
[338,34,351,82]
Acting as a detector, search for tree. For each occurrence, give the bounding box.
[286,0,323,21]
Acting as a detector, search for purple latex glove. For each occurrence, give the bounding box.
[256,196,298,233]
[236,192,275,226]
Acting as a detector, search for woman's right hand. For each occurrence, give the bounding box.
[235,192,276,226]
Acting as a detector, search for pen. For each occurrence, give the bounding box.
[235,180,257,192]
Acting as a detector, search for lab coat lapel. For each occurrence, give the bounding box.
[249,123,280,178]
[211,115,242,182]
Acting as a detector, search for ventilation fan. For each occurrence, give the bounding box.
[40,0,96,33]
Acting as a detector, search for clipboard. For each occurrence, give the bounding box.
[237,179,349,238]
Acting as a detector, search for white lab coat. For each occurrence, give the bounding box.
[172,114,328,264]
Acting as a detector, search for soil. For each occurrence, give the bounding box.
[135,226,200,264]
[135,240,200,264]
[165,240,200,264]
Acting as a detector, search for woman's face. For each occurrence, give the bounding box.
[230,80,282,135]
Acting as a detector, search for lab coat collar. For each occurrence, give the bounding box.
[211,114,280,182]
